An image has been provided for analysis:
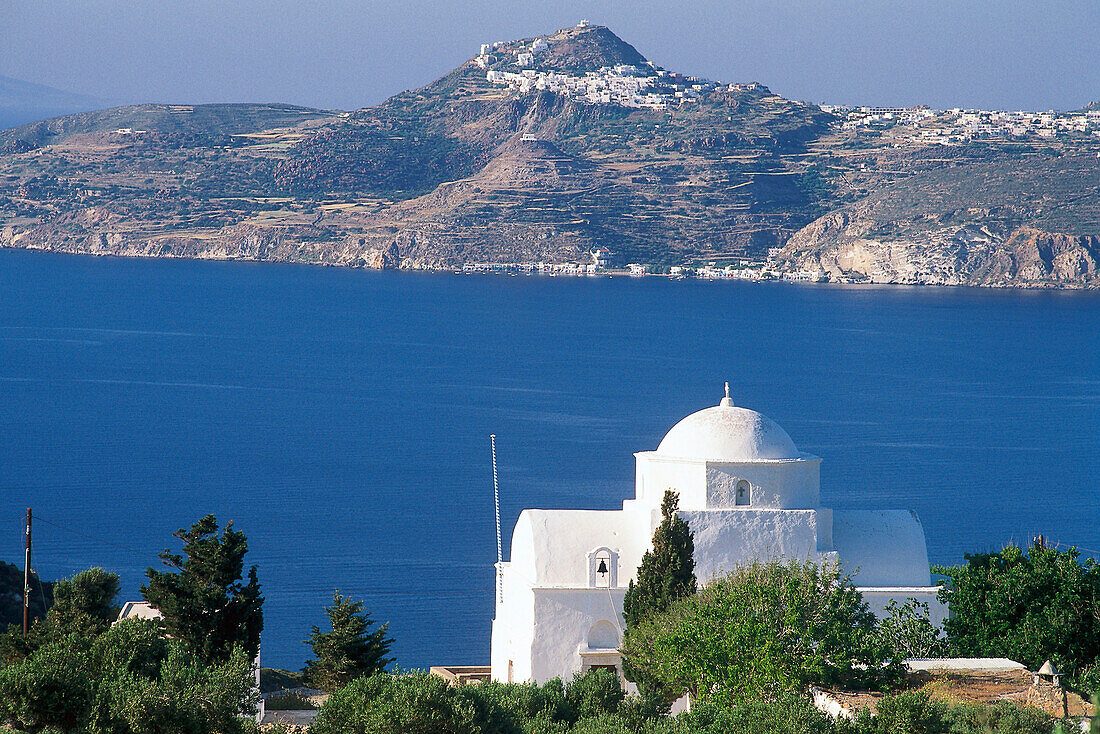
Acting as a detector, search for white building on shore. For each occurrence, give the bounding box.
[490,386,945,684]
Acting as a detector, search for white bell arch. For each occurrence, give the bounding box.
[586,546,618,588]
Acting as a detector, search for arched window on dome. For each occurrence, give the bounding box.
[735,479,751,506]
[586,547,618,588]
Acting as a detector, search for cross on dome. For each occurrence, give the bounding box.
[720,381,733,407]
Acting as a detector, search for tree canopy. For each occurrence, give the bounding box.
[41,567,120,639]
[934,544,1100,685]
[621,559,898,705]
[0,617,257,734]
[142,514,263,663]
[303,591,394,691]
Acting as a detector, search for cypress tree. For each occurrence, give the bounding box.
[303,591,394,691]
[142,515,263,664]
[623,490,696,629]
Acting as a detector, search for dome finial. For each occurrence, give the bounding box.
[720,381,733,407]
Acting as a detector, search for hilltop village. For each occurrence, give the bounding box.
[482,22,1100,145]
[480,22,757,112]
[451,23,1100,285]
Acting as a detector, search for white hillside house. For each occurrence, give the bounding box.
[490,386,945,684]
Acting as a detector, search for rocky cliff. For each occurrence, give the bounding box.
[779,150,1100,287]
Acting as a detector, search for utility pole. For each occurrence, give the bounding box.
[23,507,31,636]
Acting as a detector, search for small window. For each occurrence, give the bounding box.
[735,479,751,506]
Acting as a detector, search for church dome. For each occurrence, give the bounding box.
[656,386,800,462]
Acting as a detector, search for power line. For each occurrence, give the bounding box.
[30,513,151,557]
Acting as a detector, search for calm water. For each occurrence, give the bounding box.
[1,249,1098,669]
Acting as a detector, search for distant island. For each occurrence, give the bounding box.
[2,22,1099,288]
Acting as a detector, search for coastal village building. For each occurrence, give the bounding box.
[490,388,946,684]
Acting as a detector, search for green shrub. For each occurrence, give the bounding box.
[563,669,625,722]
[622,560,899,706]
[310,672,480,734]
[312,669,637,734]
[874,600,947,660]
[683,693,842,734]
[934,545,1100,680]
[264,691,316,711]
[944,700,1053,734]
[0,618,257,734]
[853,690,950,734]
[0,639,93,733]
[852,691,1054,734]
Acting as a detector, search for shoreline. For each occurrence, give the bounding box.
[1,244,1097,291]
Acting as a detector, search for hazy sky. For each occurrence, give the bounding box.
[3,0,1098,112]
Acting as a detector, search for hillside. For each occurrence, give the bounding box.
[778,149,1100,286]
[1,23,1099,286]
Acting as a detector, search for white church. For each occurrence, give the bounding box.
[490,387,946,684]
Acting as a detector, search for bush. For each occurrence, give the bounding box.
[0,638,93,732]
[562,668,625,722]
[934,545,1100,681]
[265,691,316,711]
[853,690,950,734]
[310,672,480,734]
[683,693,842,734]
[874,600,947,660]
[851,691,1054,734]
[43,568,120,639]
[0,618,258,734]
[943,700,1053,734]
[312,669,636,734]
[1077,664,1100,697]
[622,560,899,705]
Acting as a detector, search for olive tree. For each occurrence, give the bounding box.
[934,544,1100,684]
[621,559,898,705]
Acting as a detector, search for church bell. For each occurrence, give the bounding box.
[597,559,608,575]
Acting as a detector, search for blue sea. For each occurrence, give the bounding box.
[1,248,1098,670]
